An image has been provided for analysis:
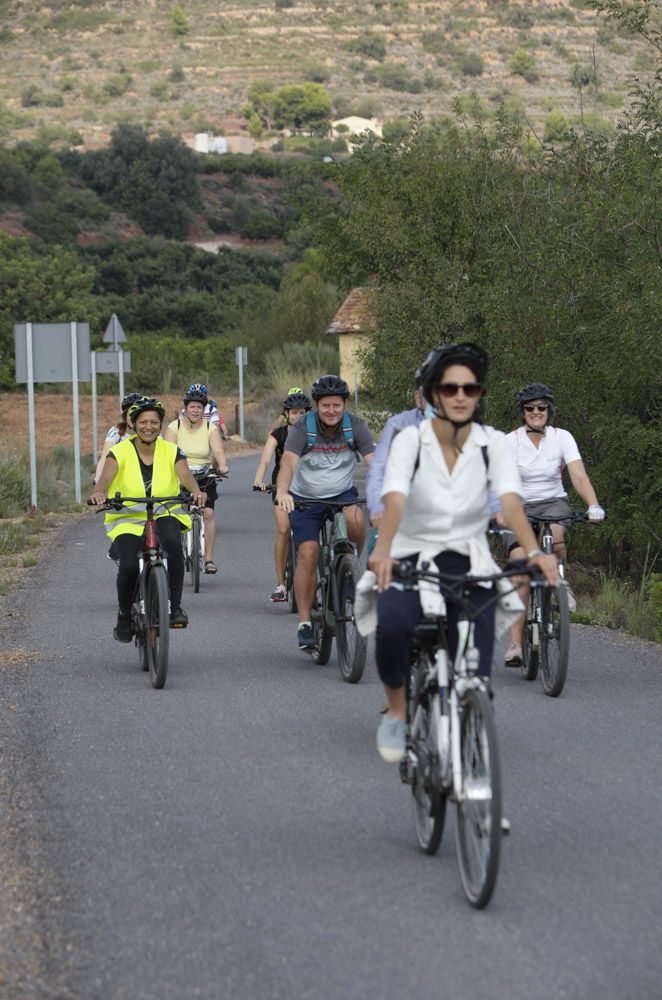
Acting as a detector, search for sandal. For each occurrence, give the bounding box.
[204,561,218,575]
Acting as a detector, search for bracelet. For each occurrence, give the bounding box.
[527,548,543,559]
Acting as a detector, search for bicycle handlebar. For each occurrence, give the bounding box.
[392,558,545,591]
[88,493,186,511]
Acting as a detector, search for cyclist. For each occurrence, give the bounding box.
[276,374,376,650]
[165,386,229,575]
[366,367,426,529]
[178,383,230,440]
[502,382,605,667]
[94,391,144,484]
[253,389,312,602]
[368,343,559,763]
[89,397,206,641]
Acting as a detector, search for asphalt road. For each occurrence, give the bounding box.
[1,455,661,1000]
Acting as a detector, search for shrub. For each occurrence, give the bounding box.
[103,74,132,98]
[303,63,331,83]
[500,5,535,29]
[21,85,44,108]
[421,29,446,54]
[263,341,340,397]
[376,64,420,92]
[458,52,484,77]
[150,81,169,100]
[0,455,31,518]
[169,65,185,83]
[382,119,410,143]
[510,48,538,82]
[344,32,387,62]
[543,110,572,142]
[171,5,190,36]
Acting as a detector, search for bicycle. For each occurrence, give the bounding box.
[93,493,186,689]
[517,511,597,697]
[183,467,226,593]
[395,559,543,908]
[293,498,368,684]
[253,484,297,613]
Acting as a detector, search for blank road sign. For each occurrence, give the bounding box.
[15,323,91,383]
[93,351,131,373]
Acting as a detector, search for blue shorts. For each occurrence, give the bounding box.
[289,487,359,546]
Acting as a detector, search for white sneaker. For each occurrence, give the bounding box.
[377,715,406,763]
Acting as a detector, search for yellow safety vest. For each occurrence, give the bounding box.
[104,437,191,541]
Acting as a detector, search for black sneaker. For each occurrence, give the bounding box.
[297,622,315,649]
[113,611,133,642]
[170,606,189,629]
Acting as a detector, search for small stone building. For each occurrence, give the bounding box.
[326,287,376,394]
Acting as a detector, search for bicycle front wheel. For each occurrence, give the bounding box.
[286,533,298,614]
[145,564,170,689]
[539,584,570,697]
[410,657,447,854]
[311,574,333,665]
[334,554,367,684]
[190,517,201,593]
[455,688,501,909]
[521,590,539,681]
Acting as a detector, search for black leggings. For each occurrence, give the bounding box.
[114,517,185,613]
[375,551,496,689]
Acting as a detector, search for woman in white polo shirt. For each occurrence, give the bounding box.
[502,383,604,666]
[368,345,559,764]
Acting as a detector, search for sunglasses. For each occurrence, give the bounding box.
[436,382,483,398]
[523,404,549,412]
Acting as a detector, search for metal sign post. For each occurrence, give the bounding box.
[91,351,98,465]
[235,346,248,441]
[118,349,125,404]
[26,322,38,508]
[90,350,132,462]
[15,322,90,510]
[70,322,82,503]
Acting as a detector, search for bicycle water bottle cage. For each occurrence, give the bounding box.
[144,519,158,549]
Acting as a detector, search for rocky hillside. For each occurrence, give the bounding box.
[0,0,655,146]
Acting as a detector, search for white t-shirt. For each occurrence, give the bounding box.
[505,426,581,502]
[382,421,522,561]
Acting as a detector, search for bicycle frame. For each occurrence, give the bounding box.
[317,508,358,630]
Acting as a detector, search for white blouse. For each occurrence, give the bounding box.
[381,421,522,563]
[505,426,581,502]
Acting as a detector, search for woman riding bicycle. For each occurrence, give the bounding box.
[368,342,559,763]
[178,382,230,440]
[502,382,605,667]
[89,397,206,641]
[253,389,312,602]
[165,386,229,575]
[94,391,144,484]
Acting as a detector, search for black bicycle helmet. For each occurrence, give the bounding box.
[121,391,145,412]
[283,391,312,411]
[128,396,166,424]
[311,374,350,401]
[516,383,555,410]
[420,342,488,405]
[183,387,208,406]
[187,382,208,396]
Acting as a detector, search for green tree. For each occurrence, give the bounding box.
[270,83,333,133]
[0,232,97,388]
[171,5,189,37]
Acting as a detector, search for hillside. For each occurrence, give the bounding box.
[0,0,656,146]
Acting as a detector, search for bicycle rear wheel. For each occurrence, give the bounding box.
[409,656,447,854]
[334,554,367,684]
[521,590,539,681]
[539,584,570,697]
[455,688,501,909]
[286,533,297,614]
[145,564,170,689]
[190,517,201,593]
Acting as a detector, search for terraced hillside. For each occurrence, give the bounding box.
[0,0,656,146]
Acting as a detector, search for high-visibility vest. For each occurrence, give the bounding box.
[104,437,191,541]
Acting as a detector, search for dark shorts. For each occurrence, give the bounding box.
[504,496,572,551]
[194,471,217,510]
[289,486,359,546]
